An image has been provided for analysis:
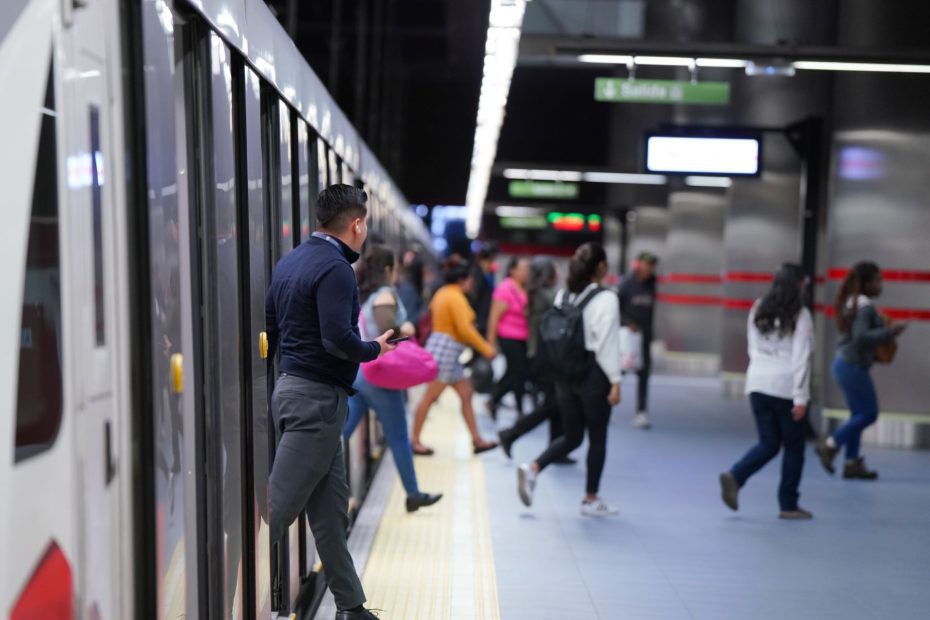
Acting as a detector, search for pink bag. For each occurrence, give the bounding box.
[359,313,438,389]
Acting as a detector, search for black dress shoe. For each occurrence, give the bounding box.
[335,608,380,619]
[406,492,443,513]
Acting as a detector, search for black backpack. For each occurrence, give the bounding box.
[537,287,604,382]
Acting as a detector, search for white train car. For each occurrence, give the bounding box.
[0,0,431,618]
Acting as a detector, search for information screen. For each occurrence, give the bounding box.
[645,134,761,176]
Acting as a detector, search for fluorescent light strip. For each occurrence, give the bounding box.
[578,54,633,65]
[793,60,930,74]
[503,168,583,182]
[633,56,693,67]
[685,176,733,188]
[583,171,667,185]
[696,58,748,68]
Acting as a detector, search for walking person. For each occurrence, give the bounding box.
[412,258,500,455]
[815,262,906,479]
[344,245,443,513]
[469,241,498,335]
[619,252,658,429]
[517,243,622,517]
[719,264,815,520]
[266,185,395,620]
[487,257,531,418]
[497,257,570,462]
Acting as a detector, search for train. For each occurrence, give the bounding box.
[1,0,432,618]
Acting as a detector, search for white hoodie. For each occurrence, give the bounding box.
[744,300,814,405]
[559,283,622,384]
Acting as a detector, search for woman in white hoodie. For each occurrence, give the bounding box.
[719,264,814,520]
[517,243,622,517]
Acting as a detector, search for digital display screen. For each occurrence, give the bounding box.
[645,134,761,176]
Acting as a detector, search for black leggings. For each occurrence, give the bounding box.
[499,380,563,445]
[535,367,611,495]
[491,337,528,414]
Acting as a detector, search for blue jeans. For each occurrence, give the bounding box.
[831,356,879,460]
[344,372,421,498]
[730,392,805,512]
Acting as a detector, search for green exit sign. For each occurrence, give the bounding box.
[508,180,579,199]
[595,78,730,105]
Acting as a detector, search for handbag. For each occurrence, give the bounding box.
[359,313,438,389]
[874,314,898,364]
[620,326,643,371]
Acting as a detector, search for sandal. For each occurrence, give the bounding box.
[473,440,499,455]
[413,443,435,456]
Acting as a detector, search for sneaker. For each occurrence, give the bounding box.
[632,412,652,429]
[517,463,536,507]
[815,439,839,475]
[778,507,814,520]
[843,457,879,480]
[719,472,739,511]
[581,498,619,517]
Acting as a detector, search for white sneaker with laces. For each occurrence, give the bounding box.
[517,463,536,507]
[632,412,651,429]
[581,498,619,517]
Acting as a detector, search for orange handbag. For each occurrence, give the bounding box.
[874,314,898,364]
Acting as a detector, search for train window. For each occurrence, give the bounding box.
[316,138,327,190]
[89,106,106,345]
[328,148,339,185]
[341,161,353,186]
[15,65,64,462]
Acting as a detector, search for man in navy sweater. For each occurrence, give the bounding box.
[266,184,395,620]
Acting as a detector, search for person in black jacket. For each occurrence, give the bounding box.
[618,252,658,429]
[815,262,906,480]
[266,185,396,620]
[469,241,498,335]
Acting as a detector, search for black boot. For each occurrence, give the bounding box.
[406,492,443,513]
[815,439,839,475]
[843,457,879,480]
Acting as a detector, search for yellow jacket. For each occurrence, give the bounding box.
[430,284,495,359]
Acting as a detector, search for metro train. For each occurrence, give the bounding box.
[1,0,432,618]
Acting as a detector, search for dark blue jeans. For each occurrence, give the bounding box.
[344,372,421,498]
[730,392,805,512]
[831,356,880,460]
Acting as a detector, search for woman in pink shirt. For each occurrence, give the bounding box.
[487,257,531,417]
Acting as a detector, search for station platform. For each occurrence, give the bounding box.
[320,375,930,619]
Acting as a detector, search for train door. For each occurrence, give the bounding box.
[58,0,133,616]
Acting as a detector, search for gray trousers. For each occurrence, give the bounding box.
[269,374,366,610]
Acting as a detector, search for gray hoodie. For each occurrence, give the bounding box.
[836,295,895,369]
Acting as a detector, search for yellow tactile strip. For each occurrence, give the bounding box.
[359,390,501,619]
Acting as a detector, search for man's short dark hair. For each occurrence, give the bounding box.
[638,251,658,265]
[317,184,368,231]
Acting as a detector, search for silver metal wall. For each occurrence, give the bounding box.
[659,191,726,357]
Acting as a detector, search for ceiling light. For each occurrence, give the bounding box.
[465,0,529,239]
[577,54,633,65]
[583,172,667,185]
[696,58,748,68]
[502,168,584,182]
[495,206,546,217]
[793,60,930,74]
[685,176,733,188]
[633,56,694,67]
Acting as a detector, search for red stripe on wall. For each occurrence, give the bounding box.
[723,272,774,283]
[828,268,930,283]
[658,273,722,284]
[722,298,756,310]
[657,293,723,306]
[497,243,577,257]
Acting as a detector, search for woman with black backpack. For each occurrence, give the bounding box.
[517,243,622,517]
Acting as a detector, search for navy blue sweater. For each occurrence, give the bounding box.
[266,234,380,392]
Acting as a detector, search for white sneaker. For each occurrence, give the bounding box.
[632,412,651,429]
[581,498,619,517]
[517,463,536,507]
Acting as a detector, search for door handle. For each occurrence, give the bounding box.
[259,331,268,359]
[170,353,183,393]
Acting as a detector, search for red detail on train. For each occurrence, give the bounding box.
[11,541,74,620]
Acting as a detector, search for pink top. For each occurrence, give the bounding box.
[493,278,529,341]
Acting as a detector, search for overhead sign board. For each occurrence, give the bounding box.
[595,78,730,105]
[645,133,761,176]
[508,180,579,199]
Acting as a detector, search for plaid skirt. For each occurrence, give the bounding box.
[425,332,467,383]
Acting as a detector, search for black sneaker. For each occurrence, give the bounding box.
[405,493,443,513]
[719,472,739,511]
[815,439,839,475]
[843,457,879,480]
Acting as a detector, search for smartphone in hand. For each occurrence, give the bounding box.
[386,335,411,345]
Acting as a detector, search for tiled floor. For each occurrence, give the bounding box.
[482,375,930,620]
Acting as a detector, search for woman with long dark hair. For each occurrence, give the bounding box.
[719,263,814,519]
[497,257,569,460]
[411,257,499,456]
[815,262,906,480]
[345,245,442,512]
[486,256,532,418]
[517,243,622,517]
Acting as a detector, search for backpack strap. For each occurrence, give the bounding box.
[575,286,605,310]
[554,288,568,309]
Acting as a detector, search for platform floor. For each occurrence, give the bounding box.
[331,375,930,619]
